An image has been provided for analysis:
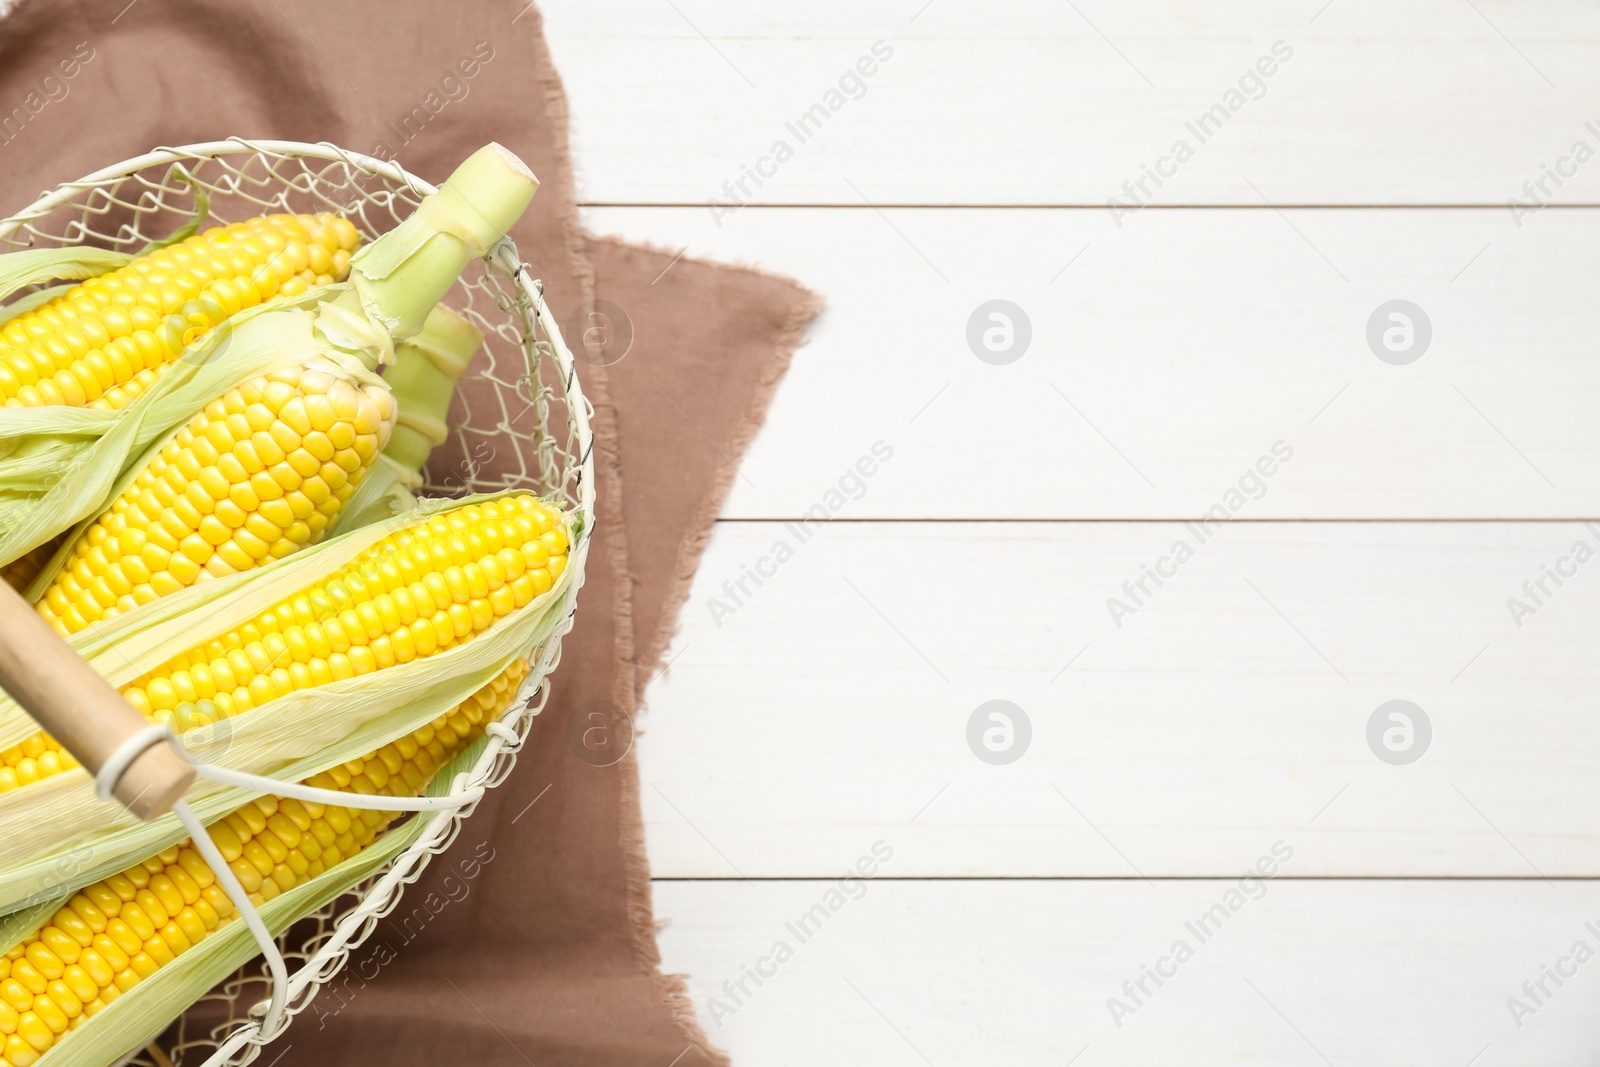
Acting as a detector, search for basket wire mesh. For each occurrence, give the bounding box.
[0,139,593,1066]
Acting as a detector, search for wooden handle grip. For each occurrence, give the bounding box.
[0,575,193,820]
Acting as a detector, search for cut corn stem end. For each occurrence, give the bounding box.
[354,144,537,340]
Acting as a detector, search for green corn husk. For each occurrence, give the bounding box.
[0,246,134,303]
[329,303,483,537]
[0,247,132,329]
[0,492,581,916]
[0,890,67,957]
[0,282,76,326]
[35,732,486,1067]
[0,143,539,572]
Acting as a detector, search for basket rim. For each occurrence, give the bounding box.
[0,137,439,240]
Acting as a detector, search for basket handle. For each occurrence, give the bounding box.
[0,578,193,820]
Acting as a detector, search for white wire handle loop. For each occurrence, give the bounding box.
[92,724,175,803]
[92,725,484,1037]
[189,760,486,812]
[170,798,290,1035]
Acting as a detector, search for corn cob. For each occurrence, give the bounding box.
[0,655,528,1067]
[36,366,398,635]
[0,213,360,411]
[0,494,567,794]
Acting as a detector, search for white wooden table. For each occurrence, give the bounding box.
[542,2,1600,1061]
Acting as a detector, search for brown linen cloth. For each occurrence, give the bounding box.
[0,2,821,1064]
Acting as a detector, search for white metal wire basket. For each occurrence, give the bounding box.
[0,139,594,1066]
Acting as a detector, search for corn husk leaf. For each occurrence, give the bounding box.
[325,453,422,536]
[0,281,392,569]
[36,732,482,1067]
[0,494,582,914]
[0,282,73,326]
[0,246,132,305]
[133,177,212,254]
[0,890,70,957]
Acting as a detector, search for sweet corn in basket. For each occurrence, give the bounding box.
[0,141,594,1066]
